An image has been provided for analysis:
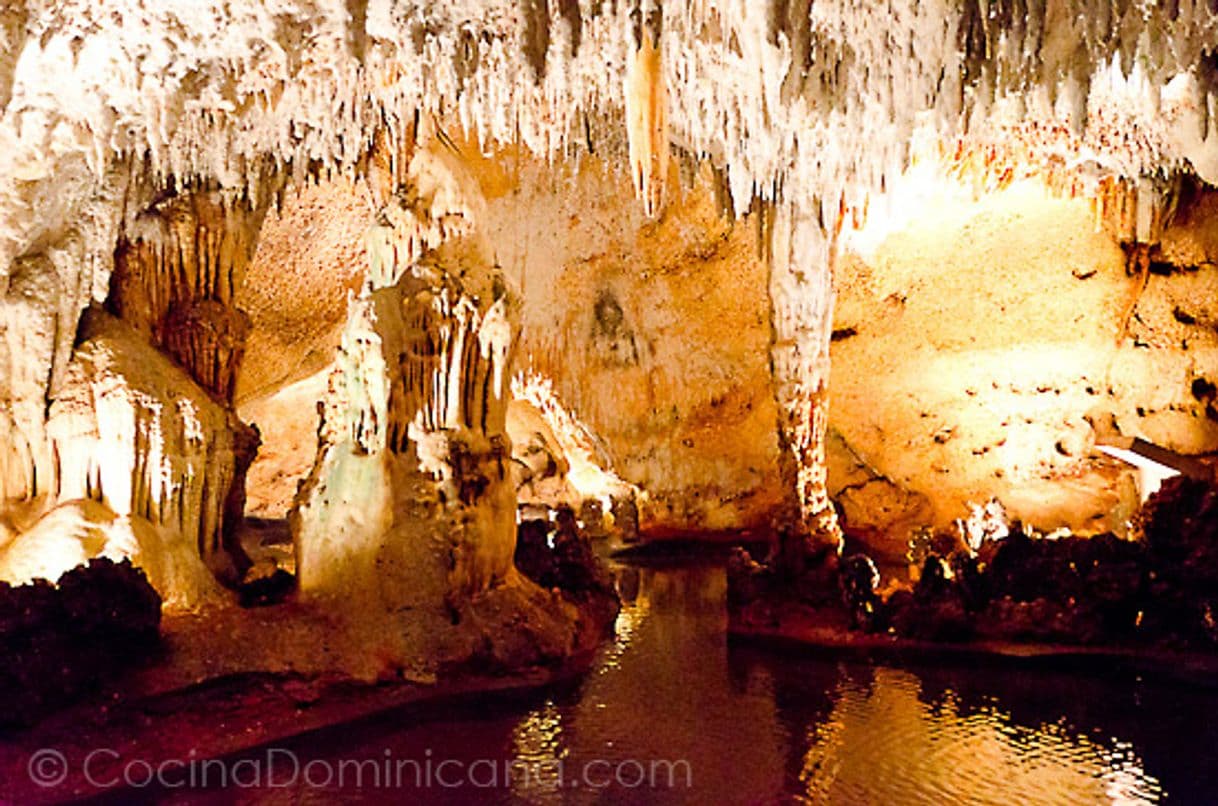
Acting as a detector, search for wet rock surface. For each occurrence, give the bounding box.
[511,506,620,666]
[732,477,1218,652]
[514,506,615,600]
[0,559,162,727]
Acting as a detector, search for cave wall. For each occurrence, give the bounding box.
[1,0,1217,606]
[830,173,1218,560]
[235,177,375,519]
[472,148,793,534]
[236,143,793,536]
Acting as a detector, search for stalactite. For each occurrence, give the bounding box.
[2,0,1218,595]
[0,1,1211,249]
[625,0,669,218]
[108,188,274,404]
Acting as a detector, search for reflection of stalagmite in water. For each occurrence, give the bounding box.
[616,565,640,604]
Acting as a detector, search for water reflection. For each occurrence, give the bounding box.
[779,666,1162,804]
[207,561,1218,804]
[510,700,565,801]
[557,564,786,803]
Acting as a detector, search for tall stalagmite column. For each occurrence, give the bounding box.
[291,259,517,643]
[764,199,843,556]
[291,133,518,658]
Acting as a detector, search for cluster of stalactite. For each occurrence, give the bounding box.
[0,178,273,602]
[0,0,1215,592]
[939,137,1187,251]
[3,2,1211,234]
[96,187,272,584]
[388,286,510,445]
[0,233,108,524]
[312,270,511,464]
[107,188,273,403]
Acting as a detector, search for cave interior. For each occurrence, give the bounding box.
[2,0,1218,799]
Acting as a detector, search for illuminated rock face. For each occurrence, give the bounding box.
[237,150,797,536]
[0,180,263,603]
[1,0,1217,614]
[830,173,1218,558]
[478,154,795,535]
[291,235,517,631]
[30,311,243,605]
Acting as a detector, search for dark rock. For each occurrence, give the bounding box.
[771,529,841,607]
[1138,476,1218,566]
[514,507,614,598]
[839,553,881,631]
[514,517,555,586]
[552,506,611,594]
[979,596,1100,644]
[579,499,608,539]
[949,551,990,612]
[885,586,972,642]
[1136,477,1218,646]
[610,495,640,543]
[738,475,1218,651]
[726,547,769,608]
[238,569,297,608]
[914,555,952,601]
[0,559,162,727]
[908,526,964,569]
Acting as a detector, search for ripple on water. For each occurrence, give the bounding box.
[789,667,1164,806]
[228,562,1213,805]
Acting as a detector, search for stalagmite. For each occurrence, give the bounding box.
[29,309,247,605]
[290,127,525,665]
[0,0,1216,619]
[764,199,842,551]
[291,269,520,667]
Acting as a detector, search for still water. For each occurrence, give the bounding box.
[208,561,1218,804]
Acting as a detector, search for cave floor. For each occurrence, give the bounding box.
[0,640,599,803]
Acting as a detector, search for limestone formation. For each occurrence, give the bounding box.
[18,309,249,605]
[625,0,669,218]
[1,1,1218,671]
[290,215,519,654]
[108,187,271,403]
